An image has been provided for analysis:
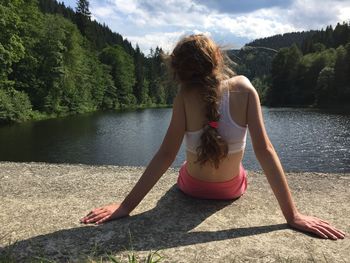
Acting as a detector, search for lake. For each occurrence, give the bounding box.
[0,107,349,173]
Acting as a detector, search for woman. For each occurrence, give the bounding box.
[80,34,345,240]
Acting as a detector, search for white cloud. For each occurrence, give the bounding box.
[108,0,139,14]
[204,9,297,40]
[339,7,350,22]
[85,0,350,54]
[284,0,347,30]
[94,6,114,17]
[127,31,185,54]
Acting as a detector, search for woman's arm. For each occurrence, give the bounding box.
[80,89,186,224]
[239,76,345,240]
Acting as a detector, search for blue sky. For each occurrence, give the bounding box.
[62,0,350,54]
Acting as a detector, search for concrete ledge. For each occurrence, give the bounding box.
[0,162,349,262]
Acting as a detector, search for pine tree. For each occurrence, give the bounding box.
[133,45,145,104]
[76,0,91,18]
[75,0,91,34]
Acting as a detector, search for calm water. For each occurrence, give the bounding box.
[0,107,349,172]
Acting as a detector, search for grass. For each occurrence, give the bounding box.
[0,247,164,263]
[24,250,163,263]
[90,250,163,263]
[0,230,164,263]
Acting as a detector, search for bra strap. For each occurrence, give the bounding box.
[219,87,228,118]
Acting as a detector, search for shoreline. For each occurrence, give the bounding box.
[261,104,350,114]
[0,103,172,126]
[1,162,349,262]
[2,103,349,126]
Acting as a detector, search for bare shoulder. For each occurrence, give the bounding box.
[227,75,257,95]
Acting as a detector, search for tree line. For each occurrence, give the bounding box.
[228,30,316,82]
[266,22,350,107]
[231,22,350,109]
[0,0,177,124]
[248,31,315,50]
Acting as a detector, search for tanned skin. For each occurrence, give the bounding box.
[80,76,345,240]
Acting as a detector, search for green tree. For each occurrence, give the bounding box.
[133,45,146,104]
[0,2,25,88]
[33,14,112,114]
[315,67,335,106]
[146,47,167,104]
[36,15,67,113]
[100,64,117,109]
[100,45,136,108]
[311,43,326,53]
[75,0,91,35]
[0,0,32,123]
[334,44,350,104]
[10,0,45,106]
[0,88,32,123]
[267,44,302,106]
[251,76,270,104]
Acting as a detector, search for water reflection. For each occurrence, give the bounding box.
[0,107,349,172]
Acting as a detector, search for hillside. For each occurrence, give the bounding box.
[247,31,316,50]
[227,22,350,109]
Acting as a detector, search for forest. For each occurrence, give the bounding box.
[0,0,177,123]
[1,0,349,124]
[232,23,350,108]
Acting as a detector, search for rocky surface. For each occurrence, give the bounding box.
[0,162,349,262]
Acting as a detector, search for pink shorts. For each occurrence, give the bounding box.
[177,161,248,200]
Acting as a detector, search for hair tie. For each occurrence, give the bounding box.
[208,121,218,129]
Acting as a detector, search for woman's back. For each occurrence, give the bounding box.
[183,76,250,182]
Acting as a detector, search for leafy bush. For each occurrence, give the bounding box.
[0,88,32,123]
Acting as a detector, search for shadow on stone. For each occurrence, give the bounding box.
[1,185,288,262]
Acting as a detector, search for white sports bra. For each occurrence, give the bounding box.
[185,88,248,154]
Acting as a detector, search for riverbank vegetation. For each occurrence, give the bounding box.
[0,0,177,124]
[231,22,350,109]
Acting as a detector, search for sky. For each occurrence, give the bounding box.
[62,0,350,54]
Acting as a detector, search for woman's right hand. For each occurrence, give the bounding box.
[80,203,130,225]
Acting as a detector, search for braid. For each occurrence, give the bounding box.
[196,73,228,168]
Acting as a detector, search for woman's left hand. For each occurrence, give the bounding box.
[80,203,130,225]
[287,213,346,240]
